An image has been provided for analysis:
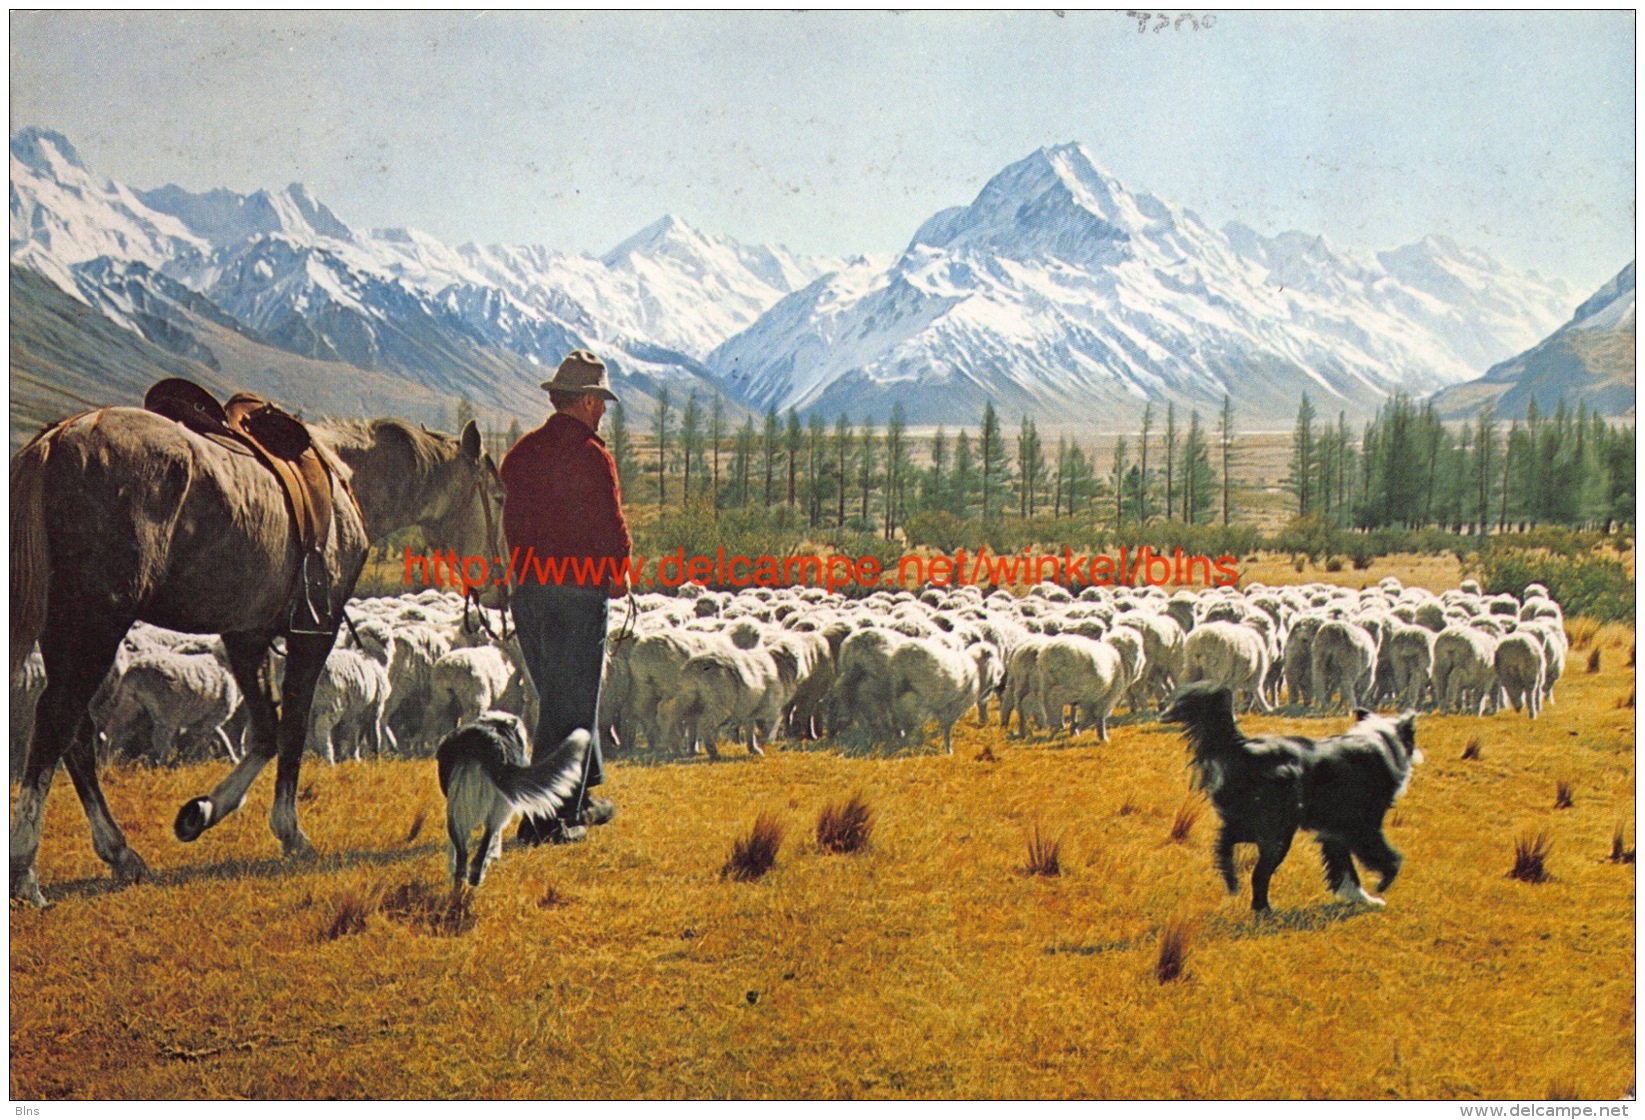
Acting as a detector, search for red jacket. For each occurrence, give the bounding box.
[500,412,631,589]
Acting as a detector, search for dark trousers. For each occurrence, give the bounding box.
[511,580,608,830]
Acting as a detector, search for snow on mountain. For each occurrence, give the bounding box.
[10,131,839,422]
[1431,260,1635,420]
[9,127,211,300]
[712,143,1573,426]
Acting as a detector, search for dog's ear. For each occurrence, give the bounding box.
[1352,707,1372,723]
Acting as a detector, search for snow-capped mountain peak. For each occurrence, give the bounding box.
[10,126,86,176]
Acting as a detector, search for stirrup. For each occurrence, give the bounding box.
[288,548,334,635]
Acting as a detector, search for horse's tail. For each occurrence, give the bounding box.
[11,431,55,676]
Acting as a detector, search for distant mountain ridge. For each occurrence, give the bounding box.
[10,126,1593,437]
[1431,261,1635,420]
[711,143,1576,425]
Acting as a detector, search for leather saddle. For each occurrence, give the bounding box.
[144,378,342,633]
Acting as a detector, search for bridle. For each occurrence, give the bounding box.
[458,457,511,642]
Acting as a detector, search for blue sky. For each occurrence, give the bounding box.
[9,10,1635,293]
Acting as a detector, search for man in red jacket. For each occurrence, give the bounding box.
[500,350,630,844]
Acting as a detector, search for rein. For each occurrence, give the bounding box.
[459,465,511,642]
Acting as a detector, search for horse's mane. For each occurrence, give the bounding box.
[314,417,456,473]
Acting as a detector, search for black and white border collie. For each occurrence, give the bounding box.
[1161,682,1423,912]
[435,713,588,888]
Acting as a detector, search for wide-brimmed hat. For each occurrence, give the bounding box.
[540,349,618,401]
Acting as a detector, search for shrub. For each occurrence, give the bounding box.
[1476,548,1635,623]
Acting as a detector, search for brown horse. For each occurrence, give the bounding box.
[10,407,505,905]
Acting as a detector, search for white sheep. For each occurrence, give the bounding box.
[1432,626,1499,715]
[889,638,997,752]
[1494,632,1547,719]
[421,643,513,747]
[1310,620,1378,712]
[97,648,243,765]
[1035,635,1131,741]
[1183,621,1272,713]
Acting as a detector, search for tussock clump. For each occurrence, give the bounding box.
[1509,831,1554,884]
[1462,737,1483,761]
[1618,688,1636,710]
[1022,822,1061,877]
[1155,914,1194,984]
[538,883,575,909]
[1554,781,1574,810]
[1609,825,1636,865]
[1169,799,1202,843]
[1568,619,1601,650]
[1628,645,1636,668]
[1117,796,1141,817]
[379,878,476,937]
[1546,1082,1581,1101]
[298,782,317,803]
[721,812,785,882]
[974,745,996,763]
[405,808,427,844]
[320,885,378,941]
[1586,648,1602,674]
[816,792,875,854]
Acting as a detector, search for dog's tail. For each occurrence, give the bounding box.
[437,724,590,821]
[491,729,591,821]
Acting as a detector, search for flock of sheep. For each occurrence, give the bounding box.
[9,575,1567,775]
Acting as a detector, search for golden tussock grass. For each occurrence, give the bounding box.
[1554,781,1575,810]
[721,812,785,882]
[1169,799,1202,843]
[1155,913,1195,985]
[1567,618,1603,650]
[1587,648,1603,674]
[815,792,875,855]
[1022,821,1061,877]
[1509,831,1554,884]
[1461,736,1483,760]
[1610,826,1636,866]
[9,618,1636,1100]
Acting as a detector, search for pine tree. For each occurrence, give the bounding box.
[1111,435,1128,529]
[709,394,724,508]
[762,406,779,507]
[835,415,852,526]
[606,405,630,487]
[1138,402,1153,524]
[679,392,702,504]
[950,429,977,518]
[807,412,826,526]
[884,404,909,539]
[927,426,949,513]
[1289,394,1315,517]
[1164,402,1177,524]
[980,403,1002,520]
[859,418,879,524]
[653,388,672,510]
[1218,394,1234,526]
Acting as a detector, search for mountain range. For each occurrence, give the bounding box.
[10,126,1626,449]
[1431,261,1635,420]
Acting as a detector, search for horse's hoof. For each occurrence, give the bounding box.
[9,867,47,908]
[281,832,318,861]
[174,798,214,842]
[112,847,149,886]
